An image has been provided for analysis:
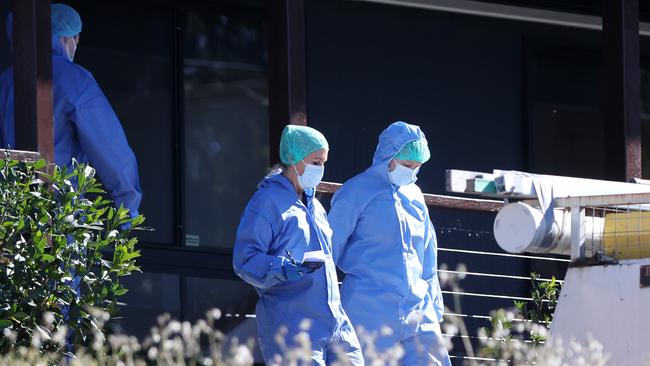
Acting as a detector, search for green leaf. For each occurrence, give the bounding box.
[131,215,145,227]
[0,319,12,329]
[33,159,46,170]
[114,288,128,296]
[41,254,55,262]
[121,251,140,261]
[12,312,28,321]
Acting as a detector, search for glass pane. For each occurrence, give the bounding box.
[62,1,175,244]
[112,272,181,339]
[184,276,257,322]
[184,276,261,361]
[183,6,268,249]
[0,5,12,151]
[0,5,10,70]
[527,43,606,180]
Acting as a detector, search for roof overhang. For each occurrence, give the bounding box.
[353,0,650,36]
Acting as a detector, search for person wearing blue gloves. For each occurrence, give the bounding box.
[329,121,451,366]
[233,125,363,365]
[0,3,142,217]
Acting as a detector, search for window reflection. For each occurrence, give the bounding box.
[51,0,175,245]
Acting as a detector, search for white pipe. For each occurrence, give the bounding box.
[494,202,604,255]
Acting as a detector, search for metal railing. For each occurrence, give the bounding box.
[555,192,650,262]
[317,181,503,212]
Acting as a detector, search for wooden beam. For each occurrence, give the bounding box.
[317,181,502,212]
[268,0,307,164]
[0,149,41,162]
[11,0,53,163]
[34,1,53,165]
[602,0,641,182]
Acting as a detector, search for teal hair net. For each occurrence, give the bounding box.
[51,3,82,37]
[279,125,329,165]
[394,139,430,163]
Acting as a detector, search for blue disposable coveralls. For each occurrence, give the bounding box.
[233,171,363,365]
[329,122,451,366]
[0,24,142,217]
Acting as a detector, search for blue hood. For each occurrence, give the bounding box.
[368,121,429,183]
[6,12,68,58]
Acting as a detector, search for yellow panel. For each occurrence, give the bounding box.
[603,212,650,260]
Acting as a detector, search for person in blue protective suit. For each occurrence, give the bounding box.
[329,121,451,366]
[233,125,363,366]
[0,3,142,217]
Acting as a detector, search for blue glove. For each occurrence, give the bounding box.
[283,261,308,281]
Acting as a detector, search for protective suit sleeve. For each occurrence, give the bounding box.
[233,209,290,289]
[71,76,142,217]
[423,216,444,322]
[328,192,360,267]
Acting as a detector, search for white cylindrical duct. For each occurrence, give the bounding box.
[494,202,604,255]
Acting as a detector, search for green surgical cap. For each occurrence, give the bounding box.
[395,139,430,163]
[279,125,329,165]
[51,4,82,38]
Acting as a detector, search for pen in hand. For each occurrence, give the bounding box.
[285,249,318,273]
[285,249,298,265]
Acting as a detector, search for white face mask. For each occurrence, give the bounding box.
[294,161,325,190]
[388,161,419,186]
[62,37,77,61]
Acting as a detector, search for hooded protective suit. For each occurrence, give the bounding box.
[233,171,363,365]
[329,121,450,365]
[0,12,142,217]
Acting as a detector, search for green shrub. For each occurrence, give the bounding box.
[0,158,142,354]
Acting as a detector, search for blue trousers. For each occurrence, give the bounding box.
[399,332,451,366]
[260,328,364,366]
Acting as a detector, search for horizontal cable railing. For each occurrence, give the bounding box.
[439,247,570,262]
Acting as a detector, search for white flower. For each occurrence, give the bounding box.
[455,263,468,279]
[514,322,525,333]
[207,309,221,322]
[41,312,55,326]
[438,271,450,284]
[299,318,312,331]
[84,165,95,179]
[443,323,459,336]
[147,347,158,360]
[231,345,253,365]
[168,320,181,333]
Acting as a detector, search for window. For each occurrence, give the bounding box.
[68,1,176,244]
[182,6,268,249]
[56,1,269,249]
[527,43,606,180]
[0,3,10,71]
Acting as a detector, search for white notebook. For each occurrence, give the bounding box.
[302,250,326,270]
